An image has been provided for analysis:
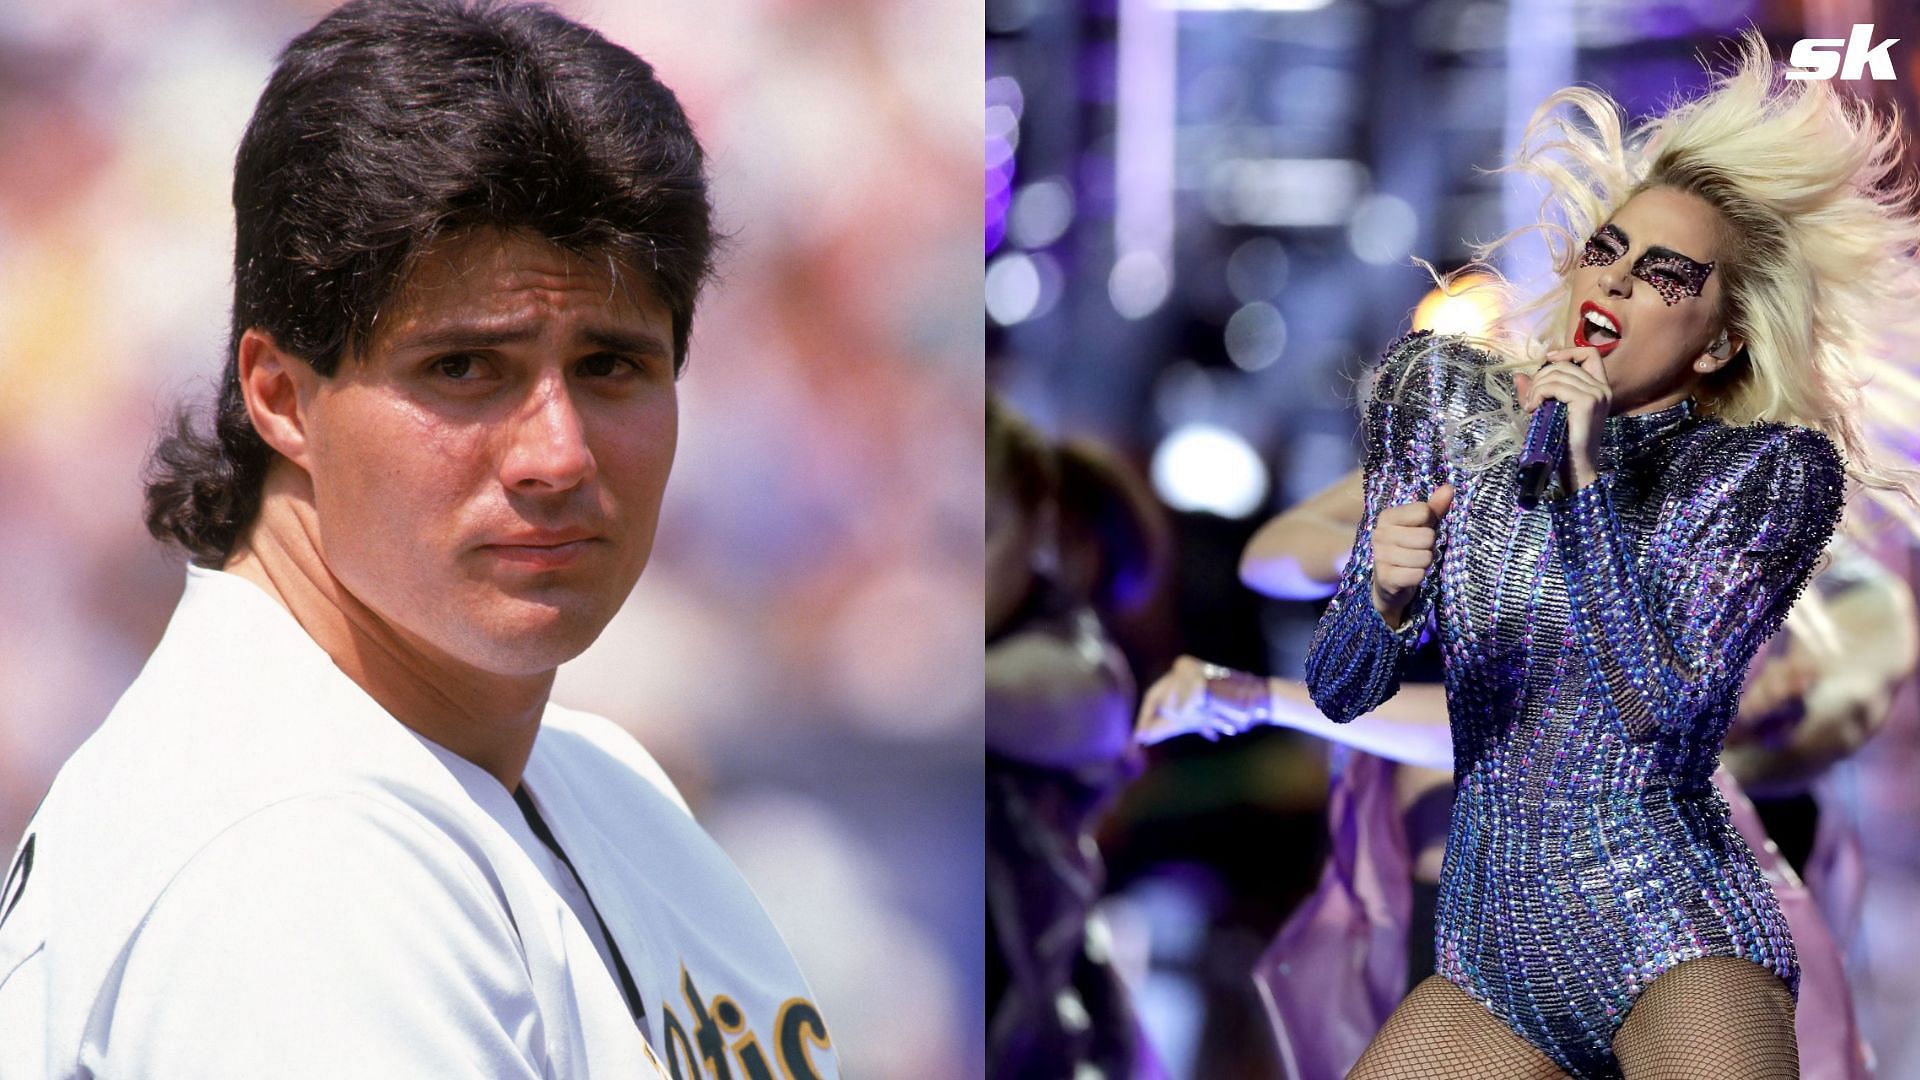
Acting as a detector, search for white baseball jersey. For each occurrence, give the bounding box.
[0,567,837,1079]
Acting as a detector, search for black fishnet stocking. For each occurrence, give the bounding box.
[1612,956,1798,1080]
[1347,976,1570,1079]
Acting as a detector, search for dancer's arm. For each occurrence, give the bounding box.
[1138,656,1456,771]
[1270,678,1454,771]
[1724,571,1918,795]
[988,606,1137,769]
[1550,425,1847,742]
[1240,467,1363,600]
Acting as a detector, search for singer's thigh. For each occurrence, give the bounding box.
[1612,956,1797,1080]
[1347,975,1569,1080]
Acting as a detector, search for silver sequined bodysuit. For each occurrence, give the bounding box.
[1303,331,1847,1078]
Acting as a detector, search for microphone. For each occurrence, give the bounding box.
[1516,398,1566,509]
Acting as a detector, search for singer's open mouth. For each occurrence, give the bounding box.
[1574,301,1623,357]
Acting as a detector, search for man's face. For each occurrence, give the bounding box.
[301,229,678,676]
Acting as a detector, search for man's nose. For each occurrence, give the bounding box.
[501,374,595,491]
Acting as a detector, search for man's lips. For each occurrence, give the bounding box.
[1574,301,1622,357]
[477,535,602,568]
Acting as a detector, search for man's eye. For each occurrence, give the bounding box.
[580,353,636,377]
[434,354,481,379]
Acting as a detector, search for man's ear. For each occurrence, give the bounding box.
[236,328,317,471]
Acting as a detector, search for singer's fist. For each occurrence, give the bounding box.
[1369,483,1453,627]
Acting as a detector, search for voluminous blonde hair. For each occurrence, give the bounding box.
[1380,28,1920,532]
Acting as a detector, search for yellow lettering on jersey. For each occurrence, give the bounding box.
[711,991,777,1080]
[661,1006,701,1080]
[679,967,733,1079]
[654,966,829,1080]
[775,997,832,1080]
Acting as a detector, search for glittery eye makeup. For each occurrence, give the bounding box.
[1631,249,1716,305]
[1577,224,1627,268]
[1578,222,1716,305]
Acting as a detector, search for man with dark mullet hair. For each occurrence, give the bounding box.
[0,2,837,1077]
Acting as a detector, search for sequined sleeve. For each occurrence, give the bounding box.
[1304,331,1459,724]
[1549,424,1846,743]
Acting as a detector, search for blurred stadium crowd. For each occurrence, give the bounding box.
[0,0,982,1075]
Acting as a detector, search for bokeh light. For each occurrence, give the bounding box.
[1150,422,1270,518]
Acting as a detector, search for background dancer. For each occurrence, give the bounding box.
[986,394,1170,1076]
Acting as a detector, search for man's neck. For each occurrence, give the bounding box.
[223,466,551,791]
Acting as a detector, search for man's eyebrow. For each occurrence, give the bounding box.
[581,326,672,357]
[398,323,671,357]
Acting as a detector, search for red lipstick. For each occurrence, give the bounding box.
[1574,301,1623,357]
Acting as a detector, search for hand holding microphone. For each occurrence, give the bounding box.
[1514,348,1612,506]
[1369,483,1453,629]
